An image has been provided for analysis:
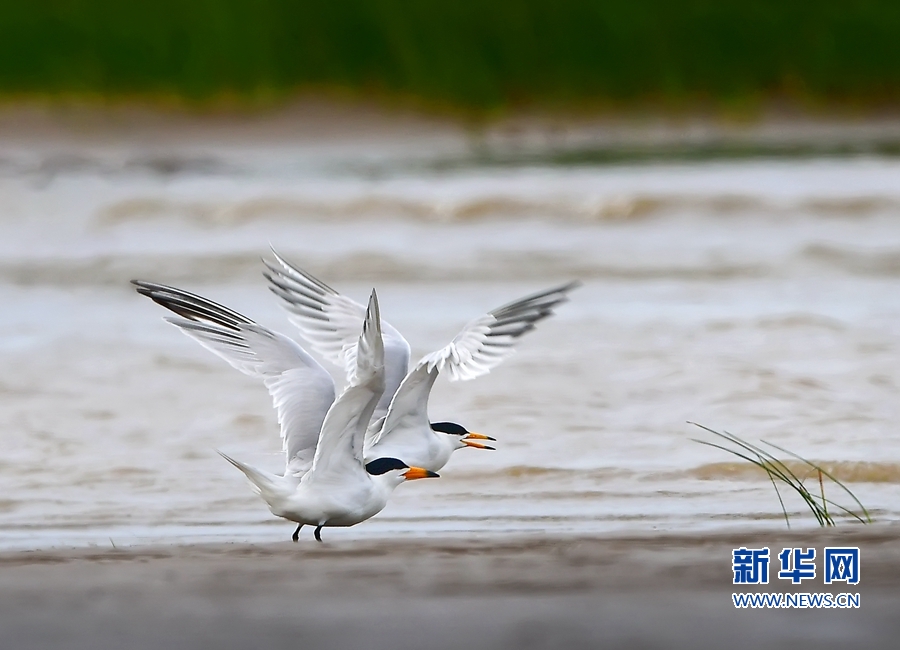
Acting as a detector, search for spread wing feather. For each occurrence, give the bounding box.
[132,280,335,477]
[418,281,582,381]
[263,250,410,421]
[307,289,385,482]
[370,281,581,447]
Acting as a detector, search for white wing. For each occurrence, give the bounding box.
[307,289,385,483]
[418,281,581,381]
[366,364,438,450]
[132,281,335,477]
[263,249,410,421]
[370,281,580,447]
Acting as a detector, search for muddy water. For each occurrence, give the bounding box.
[1,133,899,548]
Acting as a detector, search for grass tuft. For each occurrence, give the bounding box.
[689,422,872,528]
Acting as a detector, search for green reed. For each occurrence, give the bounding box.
[690,422,872,529]
[1,1,900,111]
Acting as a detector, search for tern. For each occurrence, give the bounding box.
[132,280,439,542]
[263,251,580,471]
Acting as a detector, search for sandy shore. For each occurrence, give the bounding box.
[2,527,898,649]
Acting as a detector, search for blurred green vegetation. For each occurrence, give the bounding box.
[1,1,899,110]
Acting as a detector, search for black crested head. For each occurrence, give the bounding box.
[430,422,468,436]
[365,457,410,476]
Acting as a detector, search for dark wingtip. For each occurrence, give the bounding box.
[131,279,156,297]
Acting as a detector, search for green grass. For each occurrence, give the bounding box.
[1,1,900,111]
[690,423,872,528]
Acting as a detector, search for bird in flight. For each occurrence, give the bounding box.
[263,251,579,472]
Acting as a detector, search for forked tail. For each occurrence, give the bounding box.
[217,450,293,505]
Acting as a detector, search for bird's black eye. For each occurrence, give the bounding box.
[430,422,468,436]
[365,457,409,476]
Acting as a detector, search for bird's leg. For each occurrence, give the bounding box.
[292,524,303,542]
[314,525,323,542]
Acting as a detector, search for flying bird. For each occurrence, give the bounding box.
[263,251,580,471]
[132,280,438,542]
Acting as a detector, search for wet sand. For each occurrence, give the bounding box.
[2,528,899,649]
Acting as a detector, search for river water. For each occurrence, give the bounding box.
[1,125,899,548]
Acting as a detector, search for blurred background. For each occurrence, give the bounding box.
[1,1,900,549]
[1,1,900,111]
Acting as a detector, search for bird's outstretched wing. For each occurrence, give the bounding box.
[132,280,335,477]
[307,289,385,482]
[417,280,581,381]
[369,281,580,447]
[263,250,410,422]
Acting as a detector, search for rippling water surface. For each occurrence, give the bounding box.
[2,131,900,549]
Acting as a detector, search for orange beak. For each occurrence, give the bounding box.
[463,439,496,450]
[402,467,440,480]
[463,432,496,441]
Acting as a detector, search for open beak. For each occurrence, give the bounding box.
[403,467,440,480]
[464,432,496,442]
[463,439,496,450]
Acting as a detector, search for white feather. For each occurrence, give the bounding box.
[264,249,409,421]
[132,281,335,477]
